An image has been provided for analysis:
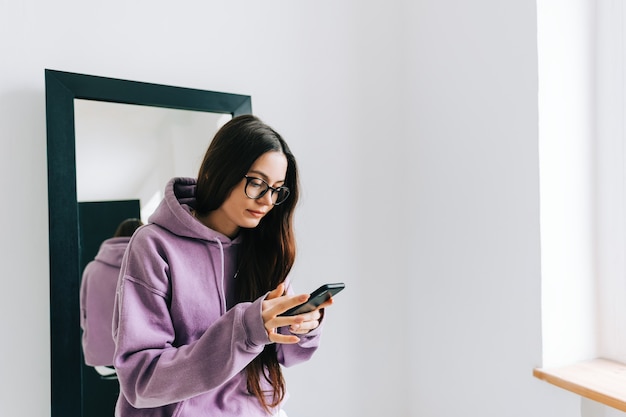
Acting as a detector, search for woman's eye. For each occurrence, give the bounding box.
[250,180,263,188]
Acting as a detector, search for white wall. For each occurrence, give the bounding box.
[403,2,578,415]
[0,0,582,416]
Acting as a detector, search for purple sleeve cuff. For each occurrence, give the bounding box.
[242,295,271,347]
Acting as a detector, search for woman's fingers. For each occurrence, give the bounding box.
[265,315,303,344]
[289,320,319,334]
[262,290,311,343]
[316,296,334,310]
[267,328,300,344]
[265,312,305,330]
[265,283,285,300]
[287,297,336,334]
[263,292,308,318]
[288,308,322,333]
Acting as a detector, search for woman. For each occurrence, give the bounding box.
[112,115,331,417]
[80,217,143,372]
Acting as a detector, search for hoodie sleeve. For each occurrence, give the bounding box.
[112,236,271,409]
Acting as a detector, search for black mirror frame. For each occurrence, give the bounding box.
[45,69,252,417]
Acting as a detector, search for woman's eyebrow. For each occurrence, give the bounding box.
[247,170,285,185]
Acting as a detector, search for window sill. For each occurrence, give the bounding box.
[533,358,626,412]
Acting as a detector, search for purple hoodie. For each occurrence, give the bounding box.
[80,236,130,366]
[112,177,322,417]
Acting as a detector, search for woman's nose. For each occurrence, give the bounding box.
[258,190,274,206]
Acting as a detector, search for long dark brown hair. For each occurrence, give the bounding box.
[113,218,143,238]
[195,114,299,412]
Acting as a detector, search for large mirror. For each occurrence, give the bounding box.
[45,69,252,417]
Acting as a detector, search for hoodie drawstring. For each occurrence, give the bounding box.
[213,238,227,313]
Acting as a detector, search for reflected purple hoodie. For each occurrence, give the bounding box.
[112,177,322,417]
[80,236,130,366]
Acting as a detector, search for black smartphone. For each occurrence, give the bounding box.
[280,282,345,316]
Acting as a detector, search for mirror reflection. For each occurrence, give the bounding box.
[80,218,143,372]
[75,99,231,221]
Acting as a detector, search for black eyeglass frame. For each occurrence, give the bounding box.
[243,175,290,205]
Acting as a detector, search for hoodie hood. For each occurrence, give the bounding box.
[94,236,132,268]
[148,177,241,246]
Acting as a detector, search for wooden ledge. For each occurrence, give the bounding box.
[534,358,626,412]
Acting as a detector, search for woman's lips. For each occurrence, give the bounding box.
[247,209,266,218]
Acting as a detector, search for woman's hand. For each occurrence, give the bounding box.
[262,283,306,344]
[262,283,331,343]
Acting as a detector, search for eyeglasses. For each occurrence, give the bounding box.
[244,175,290,205]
